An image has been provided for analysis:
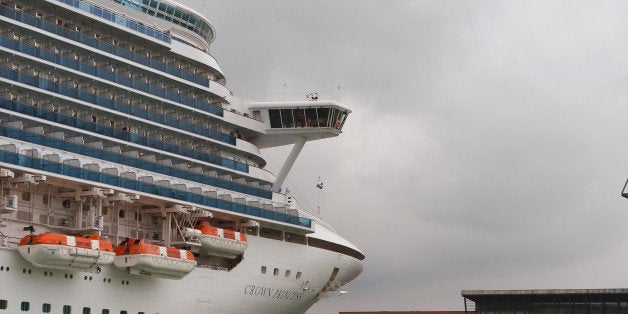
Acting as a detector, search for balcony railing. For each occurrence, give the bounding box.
[53,0,170,43]
[0,150,308,228]
[0,4,212,89]
[0,97,246,172]
[0,124,271,199]
[0,34,221,118]
[0,57,233,145]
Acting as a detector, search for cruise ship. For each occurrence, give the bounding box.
[0,0,364,313]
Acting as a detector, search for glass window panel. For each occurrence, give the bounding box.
[304,108,318,127]
[269,110,281,128]
[339,111,349,128]
[604,302,619,314]
[294,109,306,127]
[317,108,330,127]
[589,302,602,314]
[280,109,294,128]
[331,109,341,128]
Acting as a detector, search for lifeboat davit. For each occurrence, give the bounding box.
[18,233,115,271]
[194,220,247,258]
[114,238,196,279]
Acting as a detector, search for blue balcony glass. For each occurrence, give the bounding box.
[0,122,265,199]
[2,3,218,90]
[0,38,231,142]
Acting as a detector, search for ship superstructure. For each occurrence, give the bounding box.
[0,0,364,313]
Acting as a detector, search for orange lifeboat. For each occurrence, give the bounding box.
[114,238,196,279]
[18,233,115,271]
[194,220,248,258]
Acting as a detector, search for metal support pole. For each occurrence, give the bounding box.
[271,137,307,192]
[165,212,172,246]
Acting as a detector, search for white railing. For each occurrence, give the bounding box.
[235,91,343,103]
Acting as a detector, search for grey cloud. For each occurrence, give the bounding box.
[181,0,628,313]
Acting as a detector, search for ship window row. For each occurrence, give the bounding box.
[260,266,302,279]
[0,55,232,145]
[0,299,147,313]
[269,108,349,131]
[0,94,248,172]
[0,4,218,86]
[114,0,214,43]
[49,0,171,43]
[0,121,273,199]
[0,149,311,227]
[0,33,223,117]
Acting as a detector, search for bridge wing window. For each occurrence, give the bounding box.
[294,109,305,127]
[318,108,330,127]
[269,108,348,129]
[305,108,318,127]
[338,111,348,129]
[269,110,282,128]
[281,109,295,128]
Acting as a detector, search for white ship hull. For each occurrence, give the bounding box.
[0,232,362,313]
[0,0,363,312]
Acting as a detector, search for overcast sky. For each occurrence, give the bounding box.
[182,1,628,313]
